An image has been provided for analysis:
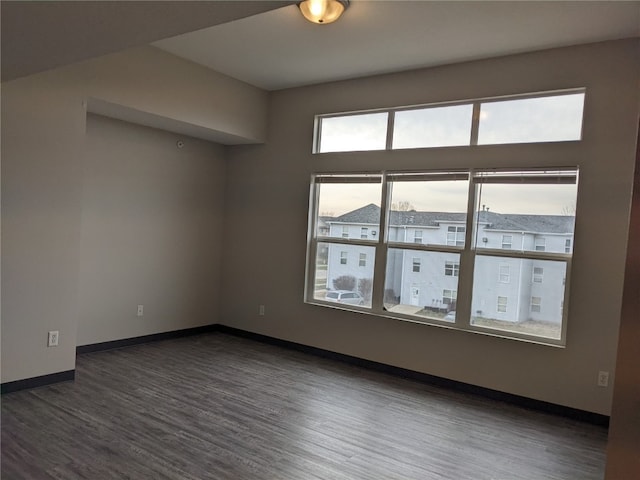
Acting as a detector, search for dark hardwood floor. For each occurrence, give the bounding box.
[2,333,607,479]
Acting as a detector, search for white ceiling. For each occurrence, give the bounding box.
[154,0,640,91]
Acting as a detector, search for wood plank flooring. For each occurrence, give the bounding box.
[2,333,607,479]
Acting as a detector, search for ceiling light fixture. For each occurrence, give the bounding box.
[298,0,349,25]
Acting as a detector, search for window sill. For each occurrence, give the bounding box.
[306,300,566,348]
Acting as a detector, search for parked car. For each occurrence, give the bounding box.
[325,290,365,305]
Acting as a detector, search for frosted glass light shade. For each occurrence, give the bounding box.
[298,0,348,24]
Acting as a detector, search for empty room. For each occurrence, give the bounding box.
[2,1,639,479]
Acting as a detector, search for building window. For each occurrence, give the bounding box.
[342,226,349,238]
[361,227,368,239]
[447,226,465,247]
[499,265,510,283]
[533,267,544,283]
[306,167,577,345]
[412,258,421,273]
[315,90,585,153]
[393,104,473,149]
[445,261,459,277]
[443,289,457,306]
[535,237,546,252]
[318,112,388,153]
[497,296,508,313]
[531,296,542,313]
[414,230,423,244]
[565,238,572,253]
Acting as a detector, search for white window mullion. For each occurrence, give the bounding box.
[560,257,572,344]
[386,111,395,150]
[304,178,321,302]
[470,102,481,146]
[455,169,478,329]
[372,172,391,314]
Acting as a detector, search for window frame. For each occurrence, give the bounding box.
[412,257,421,273]
[313,88,585,154]
[533,267,544,284]
[531,296,542,313]
[305,168,576,347]
[497,296,508,313]
[499,265,510,283]
[446,226,466,247]
[443,289,457,306]
[445,261,460,277]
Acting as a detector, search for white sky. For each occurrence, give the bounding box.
[318,181,577,217]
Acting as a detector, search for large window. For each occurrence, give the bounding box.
[315,90,585,153]
[306,168,578,345]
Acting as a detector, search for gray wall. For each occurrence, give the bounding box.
[221,39,640,415]
[1,67,86,382]
[606,114,640,479]
[1,46,266,384]
[77,115,225,346]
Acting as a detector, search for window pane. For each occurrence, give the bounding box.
[393,104,473,149]
[475,173,577,254]
[388,175,469,246]
[316,182,382,238]
[319,113,388,153]
[384,249,460,323]
[478,93,585,145]
[471,255,567,340]
[315,243,375,307]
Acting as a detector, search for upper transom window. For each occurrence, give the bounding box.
[314,89,585,153]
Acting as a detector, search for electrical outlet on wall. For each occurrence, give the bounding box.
[259,305,265,316]
[47,331,59,347]
[597,371,609,387]
[137,304,144,317]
